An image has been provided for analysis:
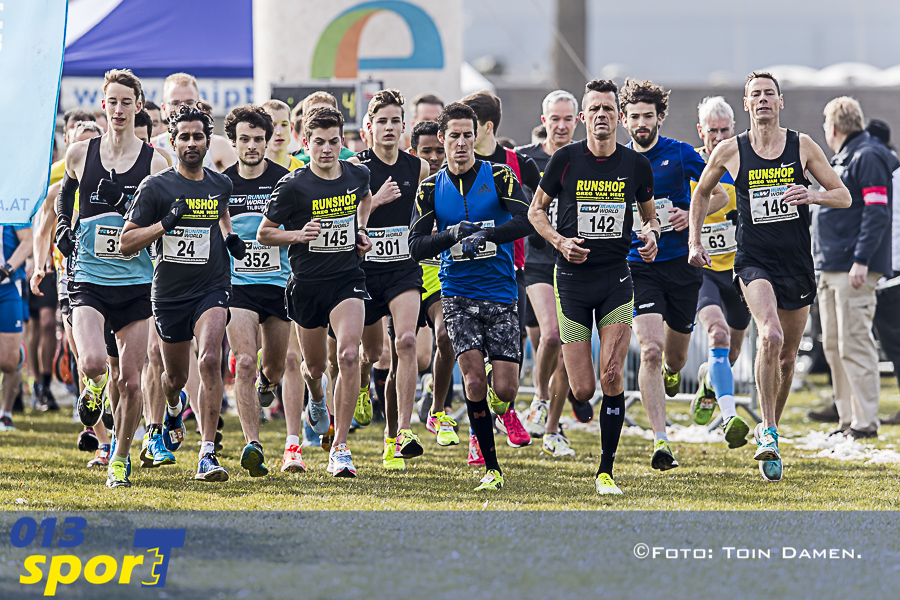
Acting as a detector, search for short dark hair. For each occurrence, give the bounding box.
[367,88,405,121]
[168,106,213,142]
[437,102,478,136]
[531,124,547,140]
[144,100,161,112]
[583,79,620,110]
[412,93,444,112]
[620,78,669,118]
[411,120,439,152]
[63,109,95,127]
[224,104,274,142]
[304,106,344,139]
[745,71,781,96]
[134,109,152,133]
[497,137,516,149]
[460,90,502,133]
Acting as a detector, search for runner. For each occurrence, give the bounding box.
[689,96,751,447]
[257,106,373,478]
[348,90,430,468]
[143,101,166,137]
[530,79,659,494]
[403,93,444,149]
[52,70,168,488]
[122,106,244,483]
[409,102,534,491]
[516,89,580,456]
[689,71,850,482]
[261,100,304,171]
[0,224,32,431]
[620,78,727,471]
[292,92,357,166]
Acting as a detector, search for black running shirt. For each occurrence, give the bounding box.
[516,142,556,268]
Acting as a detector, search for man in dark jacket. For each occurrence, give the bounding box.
[813,98,899,438]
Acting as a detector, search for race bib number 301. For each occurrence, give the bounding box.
[235,240,279,273]
[161,227,211,264]
[577,201,625,239]
[366,226,410,263]
[310,215,354,253]
[750,186,798,224]
[95,225,137,261]
[701,221,737,255]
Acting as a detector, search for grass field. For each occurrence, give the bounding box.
[1,374,899,511]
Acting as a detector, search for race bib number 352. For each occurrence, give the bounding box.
[309,215,354,253]
[750,186,798,224]
[235,240,279,273]
[161,227,211,264]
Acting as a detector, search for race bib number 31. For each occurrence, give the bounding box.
[577,201,625,239]
[750,186,798,224]
[235,240,279,273]
[366,226,410,263]
[310,215,354,253]
[161,227,211,264]
[95,225,137,260]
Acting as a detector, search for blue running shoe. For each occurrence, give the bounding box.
[302,418,320,448]
[760,457,783,482]
[753,424,780,462]
[195,452,228,482]
[240,442,269,477]
[163,391,188,452]
[148,433,176,466]
[306,396,330,436]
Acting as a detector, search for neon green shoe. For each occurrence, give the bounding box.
[662,359,681,397]
[595,473,622,495]
[435,413,460,446]
[724,415,750,449]
[485,362,509,415]
[395,429,424,459]
[474,469,504,491]
[651,439,679,471]
[382,437,405,470]
[105,458,131,488]
[691,362,717,425]
[354,386,373,426]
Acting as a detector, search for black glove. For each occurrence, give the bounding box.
[725,209,738,227]
[447,220,482,242]
[98,169,128,216]
[161,195,189,231]
[55,215,76,257]
[460,229,493,260]
[225,233,246,260]
[527,232,546,250]
[0,263,12,284]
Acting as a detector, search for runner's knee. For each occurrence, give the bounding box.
[708,322,730,349]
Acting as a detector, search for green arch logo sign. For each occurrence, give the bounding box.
[311,1,444,79]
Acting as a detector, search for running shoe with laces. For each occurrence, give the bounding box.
[495,410,532,448]
[195,452,229,482]
[395,428,424,458]
[354,386,373,426]
[106,459,131,488]
[382,437,405,469]
[88,444,111,468]
[306,396,330,436]
[753,423,780,462]
[433,412,460,446]
[143,431,176,467]
[0,415,15,432]
[109,434,131,476]
[321,424,335,452]
[281,445,307,473]
[484,362,510,415]
[426,411,439,435]
[100,389,115,431]
[662,360,681,397]
[691,362,717,425]
[240,441,269,477]
[724,415,750,449]
[474,469,503,491]
[651,439,679,471]
[467,431,485,466]
[595,472,623,495]
[542,431,575,457]
[523,395,548,436]
[163,391,188,452]
[255,349,278,408]
[77,369,108,427]
[569,391,594,423]
[77,427,99,452]
[328,443,357,478]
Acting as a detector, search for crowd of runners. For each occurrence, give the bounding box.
[2,66,869,494]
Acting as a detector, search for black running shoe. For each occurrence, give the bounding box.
[77,428,99,452]
[569,391,594,423]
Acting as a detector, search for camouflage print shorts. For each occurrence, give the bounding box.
[441,295,521,363]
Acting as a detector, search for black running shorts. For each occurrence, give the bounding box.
[697,268,751,330]
[734,264,816,312]
[441,295,521,363]
[630,254,702,335]
[363,267,423,326]
[554,263,633,344]
[29,270,58,316]
[69,282,152,333]
[524,261,554,288]
[231,283,289,323]
[153,289,230,344]
[287,270,368,330]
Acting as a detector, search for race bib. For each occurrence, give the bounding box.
[750,185,798,224]
[701,221,737,255]
[546,198,558,229]
[161,227,211,264]
[366,226,410,263]
[577,201,625,239]
[235,240,280,274]
[420,257,441,267]
[309,215,354,253]
[450,220,496,261]
[94,225,137,261]
[632,198,675,233]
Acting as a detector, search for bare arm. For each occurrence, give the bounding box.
[707,183,729,215]
[689,139,736,267]
[120,221,166,257]
[5,228,33,271]
[791,134,851,208]
[210,135,238,172]
[528,186,589,264]
[150,151,169,175]
[356,191,373,256]
[218,207,234,237]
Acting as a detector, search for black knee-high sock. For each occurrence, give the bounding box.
[466,396,500,473]
[371,367,389,404]
[597,392,625,477]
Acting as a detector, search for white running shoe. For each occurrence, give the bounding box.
[327,443,357,478]
[523,395,548,436]
[542,431,575,457]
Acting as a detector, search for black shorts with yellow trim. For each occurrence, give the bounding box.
[554,262,633,344]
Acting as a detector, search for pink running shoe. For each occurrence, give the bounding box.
[497,410,532,448]
[426,411,439,435]
[467,432,485,466]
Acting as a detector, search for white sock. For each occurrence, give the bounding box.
[1,411,12,419]
[719,394,738,420]
[199,441,215,457]
[654,431,668,443]
[166,397,183,417]
[286,435,300,449]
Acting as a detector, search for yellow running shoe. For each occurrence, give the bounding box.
[484,362,509,415]
[474,469,504,491]
[435,413,460,446]
[354,386,373,426]
[395,429,424,459]
[595,473,623,495]
[662,358,682,398]
[382,437,405,470]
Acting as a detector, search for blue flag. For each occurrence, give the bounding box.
[0,0,67,225]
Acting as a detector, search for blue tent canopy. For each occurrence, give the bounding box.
[63,0,252,78]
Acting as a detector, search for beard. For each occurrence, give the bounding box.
[178,148,206,168]
[630,125,658,149]
[241,154,264,167]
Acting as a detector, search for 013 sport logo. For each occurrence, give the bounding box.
[8,516,185,596]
